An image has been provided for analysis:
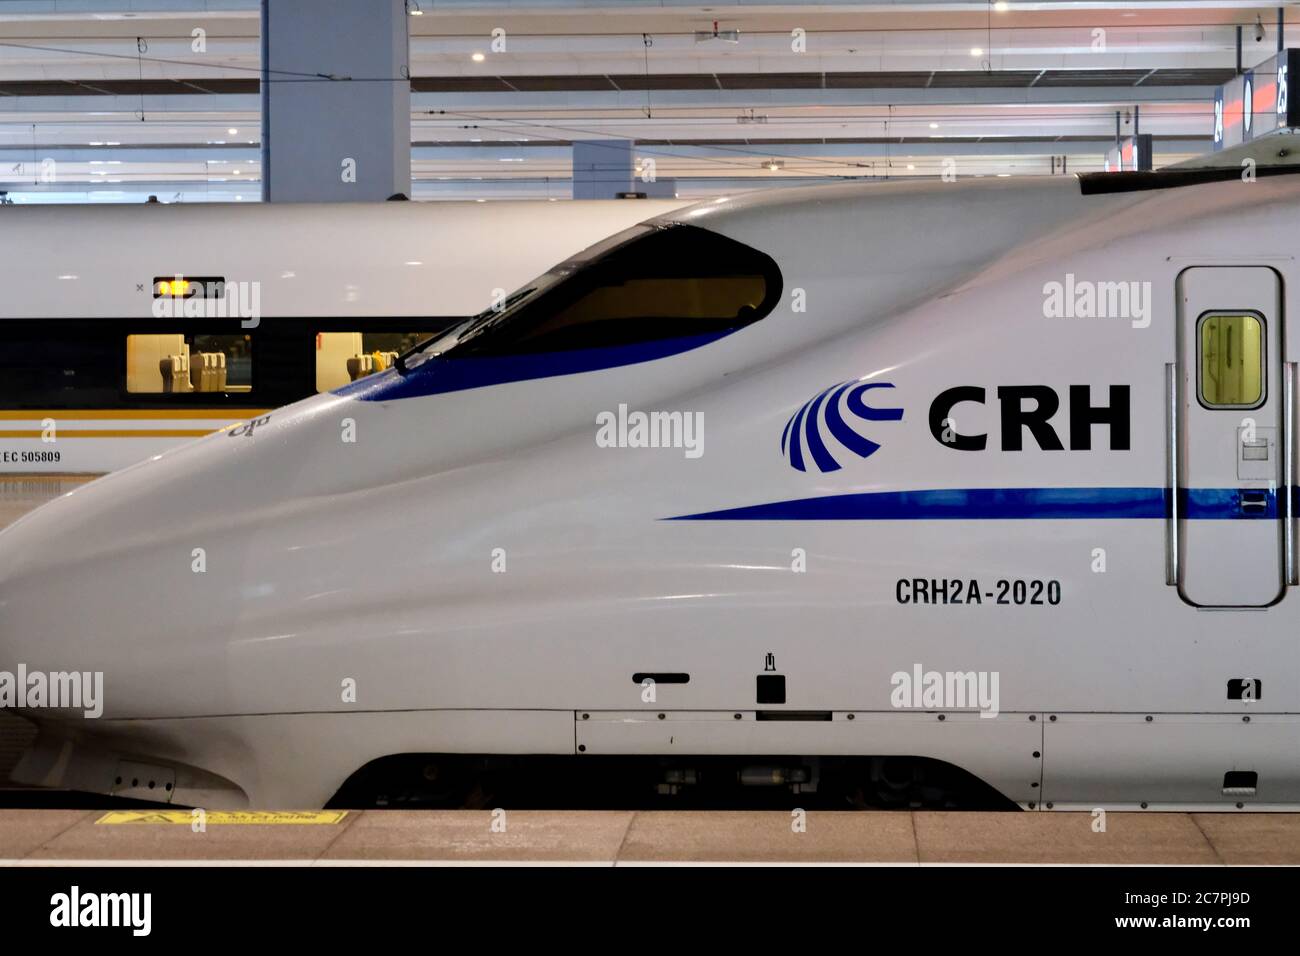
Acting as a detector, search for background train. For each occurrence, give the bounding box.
[0,198,686,474]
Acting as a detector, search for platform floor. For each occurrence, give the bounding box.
[1,809,1298,865]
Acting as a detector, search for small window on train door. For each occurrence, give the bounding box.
[1198,312,1265,409]
[125,334,252,394]
[316,331,429,392]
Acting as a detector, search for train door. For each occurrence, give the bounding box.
[1174,266,1286,607]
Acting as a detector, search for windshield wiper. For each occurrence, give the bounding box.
[396,288,538,373]
[395,315,483,373]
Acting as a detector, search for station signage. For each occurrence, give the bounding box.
[1103,134,1153,172]
[1213,48,1300,150]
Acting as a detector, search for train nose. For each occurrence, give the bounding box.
[0,471,153,795]
[0,396,356,806]
[0,477,105,675]
[6,384,430,802]
[0,395,345,705]
[16,389,380,683]
[0,470,168,715]
[0,483,254,804]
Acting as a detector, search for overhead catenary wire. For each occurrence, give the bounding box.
[0,21,1236,181]
[0,15,1275,85]
[420,107,1208,176]
[429,109,923,177]
[0,12,1283,44]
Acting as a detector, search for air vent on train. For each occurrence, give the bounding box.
[1222,771,1258,797]
[1227,679,1261,700]
[632,673,689,684]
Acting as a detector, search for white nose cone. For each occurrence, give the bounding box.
[0,393,351,719]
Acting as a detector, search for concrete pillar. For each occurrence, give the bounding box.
[572,140,634,199]
[261,0,411,202]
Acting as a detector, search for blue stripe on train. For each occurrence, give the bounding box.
[667,487,1280,521]
[335,331,733,402]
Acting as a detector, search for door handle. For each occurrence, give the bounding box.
[1239,490,1270,514]
[1241,440,1270,461]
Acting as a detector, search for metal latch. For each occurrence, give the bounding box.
[1236,426,1277,480]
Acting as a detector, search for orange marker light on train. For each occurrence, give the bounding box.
[155,278,191,297]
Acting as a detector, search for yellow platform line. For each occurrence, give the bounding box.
[0,430,215,439]
[0,409,270,420]
[96,810,349,825]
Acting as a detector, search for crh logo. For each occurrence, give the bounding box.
[228,414,271,438]
[782,380,903,472]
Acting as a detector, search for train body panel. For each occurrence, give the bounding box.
[4,174,1300,809]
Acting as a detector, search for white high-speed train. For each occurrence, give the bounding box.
[0,199,686,474]
[4,168,1300,811]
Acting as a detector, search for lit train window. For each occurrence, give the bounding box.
[125,334,252,394]
[316,331,429,392]
[405,224,781,360]
[1198,313,1264,408]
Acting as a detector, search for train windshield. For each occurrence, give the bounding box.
[399,222,780,369]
